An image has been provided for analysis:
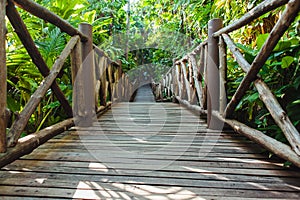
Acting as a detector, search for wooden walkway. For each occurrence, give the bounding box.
[0,85,300,199]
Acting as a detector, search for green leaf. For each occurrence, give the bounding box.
[43,101,61,112]
[256,33,269,50]
[274,40,291,52]
[281,56,294,69]
[292,99,300,105]
[7,96,20,112]
[247,92,259,103]
[293,76,300,90]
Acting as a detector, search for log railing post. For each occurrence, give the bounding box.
[207,18,223,129]
[71,40,81,86]
[203,45,208,110]
[77,23,95,126]
[219,36,227,114]
[0,0,7,153]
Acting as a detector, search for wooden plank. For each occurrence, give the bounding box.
[1,170,299,192]
[3,163,295,182]
[0,0,7,153]
[7,158,287,171]
[1,102,300,199]
[5,158,299,177]
[0,184,299,199]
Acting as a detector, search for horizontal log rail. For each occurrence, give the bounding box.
[224,0,300,118]
[0,0,299,169]
[11,0,88,41]
[213,0,290,37]
[0,0,134,166]
[155,0,300,167]
[6,0,73,117]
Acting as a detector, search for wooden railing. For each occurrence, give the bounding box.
[0,0,133,167]
[156,0,300,167]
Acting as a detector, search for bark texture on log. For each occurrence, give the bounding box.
[6,1,73,117]
[213,0,290,36]
[223,33,300,156]
[0,0,7,153]
[214,111,300,168]
[224,0,300,118]
[7,36,79,147]
[11,0,88,41]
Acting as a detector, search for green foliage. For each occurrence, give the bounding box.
[228,20,300,146]
[6,0,126,135]
[5,0,300,161]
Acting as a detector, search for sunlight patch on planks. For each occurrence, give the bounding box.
[0,102,299,199]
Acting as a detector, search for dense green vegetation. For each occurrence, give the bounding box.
[5,0,300,152]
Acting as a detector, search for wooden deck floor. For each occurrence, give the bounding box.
[0,101,300,199]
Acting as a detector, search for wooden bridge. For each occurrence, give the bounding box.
[0,0,300,199]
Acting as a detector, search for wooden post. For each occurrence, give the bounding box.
[190,54,203,108]
[181,61,191,102]
[207,18,222,129]
[100,57,107,106]
[72,41,84,125]
[219,36,227,114]
[107,63,113,102]
[203,44,208,110]
[71,41,82,86]
[77,23,95,126]
[0,0,7,153]
[117,64,122,102]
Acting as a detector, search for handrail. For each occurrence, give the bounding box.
[7,36,80,147]
[6,0,73,117]
[156,0,300,167]
[213,0,289,37]
[0,0,133,166]
[12,0,88,41]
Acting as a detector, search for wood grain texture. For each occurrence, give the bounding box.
[11,0,88,41]
[0,0,7,153]
[1,102,299,199]
[224,0,300,118]
[222,33,300,156]
[7,36,79,147]
[6,0,73,117]
[213,0,289,36]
